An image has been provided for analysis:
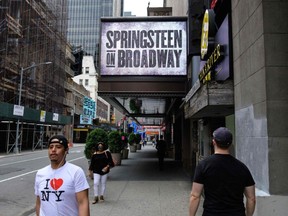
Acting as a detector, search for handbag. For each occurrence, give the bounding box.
[105,151,115,168]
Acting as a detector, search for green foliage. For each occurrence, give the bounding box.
[108,131,122,153]
[84,128,108,159]
[135,133,141,144]
[128,133,136,145]
[129,99,140,113]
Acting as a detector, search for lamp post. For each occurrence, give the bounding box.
[14,61,52,153]
[71,92,75,146]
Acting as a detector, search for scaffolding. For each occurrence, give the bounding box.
[0,0,75,153]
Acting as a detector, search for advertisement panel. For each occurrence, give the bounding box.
[214,15,230,81]
[100,18,187,76]
[40,110,46,122]
[80,97,96,125]
[13,105,24,116]
[198,14,231,82]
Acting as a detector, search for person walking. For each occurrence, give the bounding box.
[88,142,114,204]
[189,127,256,216]
[156,135,167,171]
[34,135,90,216]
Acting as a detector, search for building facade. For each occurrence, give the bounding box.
[67,0,123,68]
[0,0,87,153]
[72,55,111,124]
[165,0,288,214]
[232,0,288,214]
[68,0,123,133]
[73,56,98,100]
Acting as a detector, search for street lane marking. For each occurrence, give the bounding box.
[0,150,83,167]
[0,170,37,183]
[0,156,47,167]
[0,156,85,183]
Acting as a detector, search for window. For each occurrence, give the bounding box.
[85,67,89,74]
[85,79,89,86]
[79,79,83,85]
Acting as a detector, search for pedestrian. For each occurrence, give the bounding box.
[156,135,167,171]
[141,139,145,148]
[152,137,156,147]
[189,127,256,216]
[34,135,90,216]
[88,142,114,204]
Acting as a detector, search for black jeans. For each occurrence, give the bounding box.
[158,152,165,170]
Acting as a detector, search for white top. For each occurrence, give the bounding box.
[34,162,89,216]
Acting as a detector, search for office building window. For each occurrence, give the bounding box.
[79,79,83,85]
[85,79,89,86]
[67,0,114,63]
[85,67,89,74]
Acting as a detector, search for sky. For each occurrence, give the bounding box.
[124,0,164,16]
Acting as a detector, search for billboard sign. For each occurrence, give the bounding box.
[100,18,187,76]
[214,15,231,80]
[13,105,24,116]
[80,97,96,125]
[199,14,230,82]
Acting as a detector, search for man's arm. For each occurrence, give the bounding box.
[189,182,203,216]
[244,185,256,216]
[76,189,90,216]
[35,196,40,216]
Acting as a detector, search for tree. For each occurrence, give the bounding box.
[128,133,136,145]
[84,128,108,159]
[107,131,122,153]
[120,132,129,149]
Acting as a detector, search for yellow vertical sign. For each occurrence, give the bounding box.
[40,110,46,122]
[201,10,209,59]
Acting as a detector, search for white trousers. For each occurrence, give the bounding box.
[93,173,108,196]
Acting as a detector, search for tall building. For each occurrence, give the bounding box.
[0,0,89,152]
[67,0,123,68]
[67,0,124,131]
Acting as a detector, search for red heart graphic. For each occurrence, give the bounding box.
[50,178,63,190]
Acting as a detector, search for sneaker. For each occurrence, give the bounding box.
[99,195,105,202]
[92,196,99,204]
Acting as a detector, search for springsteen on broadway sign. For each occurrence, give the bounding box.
[100,17,187,76]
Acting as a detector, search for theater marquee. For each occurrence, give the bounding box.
[100,18,187,76]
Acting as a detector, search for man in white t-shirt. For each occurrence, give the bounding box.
[34,135,90,216]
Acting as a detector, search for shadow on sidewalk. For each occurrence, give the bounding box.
[87,145,197,216]
[108,145,191,182]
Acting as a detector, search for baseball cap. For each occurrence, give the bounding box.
[213,127,233,146]
[48,135,68,149]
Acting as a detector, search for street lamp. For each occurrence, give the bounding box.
[14,61,52,153]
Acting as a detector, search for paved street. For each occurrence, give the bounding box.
[1,144,204,216]
[0,145,89,216]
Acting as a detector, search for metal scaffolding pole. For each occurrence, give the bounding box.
[14,61,52,153]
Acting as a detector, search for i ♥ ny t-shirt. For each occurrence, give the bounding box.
[35,162,89,216]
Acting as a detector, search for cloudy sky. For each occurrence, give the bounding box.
[124,0,163,16]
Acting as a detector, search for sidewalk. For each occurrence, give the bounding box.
[27,144,204,216]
